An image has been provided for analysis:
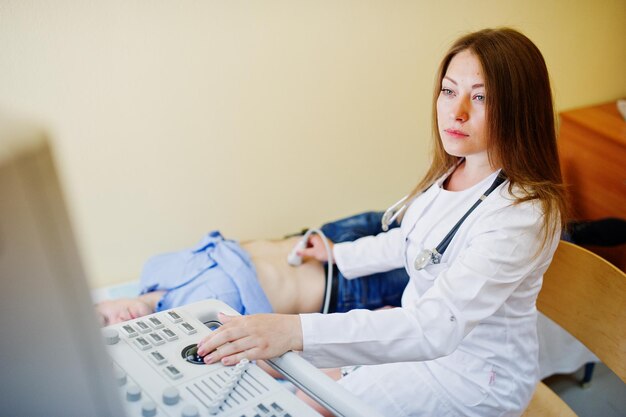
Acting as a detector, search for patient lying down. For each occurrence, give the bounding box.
[96,212,409,326]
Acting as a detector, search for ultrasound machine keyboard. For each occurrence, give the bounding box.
[102,300,321,417]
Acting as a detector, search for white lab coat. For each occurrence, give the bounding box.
[299,171,560,417]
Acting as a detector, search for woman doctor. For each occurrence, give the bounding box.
[197,28,568,417]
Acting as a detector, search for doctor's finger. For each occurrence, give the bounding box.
[219,346,268,366]
[313,235,334,260]
[203,336,257,364]
[196,324,248,356]
[300,238,328,262]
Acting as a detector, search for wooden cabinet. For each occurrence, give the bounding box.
[558,101,626,271]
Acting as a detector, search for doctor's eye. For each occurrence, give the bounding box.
[441,88,454,96]
[473,94,486,102]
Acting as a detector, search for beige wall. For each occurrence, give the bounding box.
[1,1,624,288]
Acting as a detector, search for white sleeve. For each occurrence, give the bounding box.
[300,202,560,368]
[333,227,405,279]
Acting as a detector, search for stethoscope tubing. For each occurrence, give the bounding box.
[382,172,507,270]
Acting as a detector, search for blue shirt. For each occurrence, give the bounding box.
[139,231,273,315]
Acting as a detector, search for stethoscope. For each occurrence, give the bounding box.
[381,172,507,270]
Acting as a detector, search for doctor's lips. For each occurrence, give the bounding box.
[444,129,469,138]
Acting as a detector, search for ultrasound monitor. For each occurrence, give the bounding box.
[0,118,126,416]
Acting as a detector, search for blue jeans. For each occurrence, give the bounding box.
[319,211,409,313]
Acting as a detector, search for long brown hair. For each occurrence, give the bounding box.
[407,28,568,248]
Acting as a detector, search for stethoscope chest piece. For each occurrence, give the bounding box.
[411,172,507,271]
[414,249,434,270]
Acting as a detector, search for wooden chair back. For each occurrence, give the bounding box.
[523,240,626,417]
[537,240,626,383]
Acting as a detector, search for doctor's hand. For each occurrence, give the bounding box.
[299,234,334,263]
[196,313,303,366]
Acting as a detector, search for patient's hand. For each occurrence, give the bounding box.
[96,298,153,326]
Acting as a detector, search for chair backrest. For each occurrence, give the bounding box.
[537,240,626,383]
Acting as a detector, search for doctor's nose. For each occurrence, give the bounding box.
[451,99,469,123]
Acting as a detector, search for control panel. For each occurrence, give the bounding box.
[102,300,321,417]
